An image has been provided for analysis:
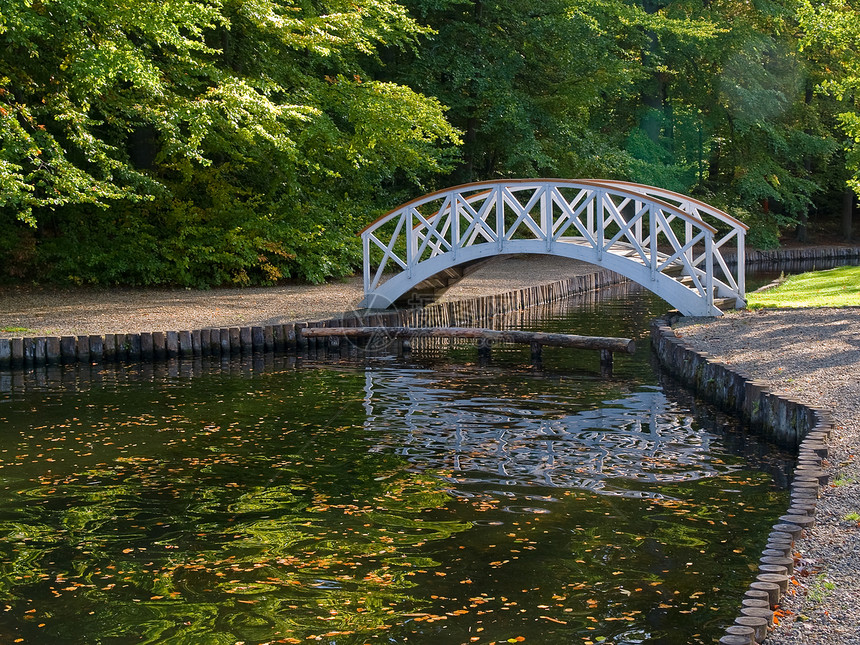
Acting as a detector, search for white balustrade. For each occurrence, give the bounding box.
[360,179,747,317]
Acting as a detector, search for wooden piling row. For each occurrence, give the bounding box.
[0,269,627,370]
[723,245,860,270]
[0,353,308,394]
[742,245,860,265]
[2,244,859,372]
[0,316,414,368]
[405,268,625,328]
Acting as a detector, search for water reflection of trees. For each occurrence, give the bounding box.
[0,367,471,644]
[0,461,469,643]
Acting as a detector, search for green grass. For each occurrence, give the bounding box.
[807,574,836,603]
[747,265,860,309]
[0,327,34,334]
[833,473,855,487]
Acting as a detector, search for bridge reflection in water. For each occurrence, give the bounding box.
[362,369,734,500]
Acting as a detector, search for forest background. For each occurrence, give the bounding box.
[1,0,859,288]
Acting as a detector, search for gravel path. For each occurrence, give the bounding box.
[674,309,860,644]
[0,255,599,338]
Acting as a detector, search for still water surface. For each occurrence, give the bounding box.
[0,285,792,644]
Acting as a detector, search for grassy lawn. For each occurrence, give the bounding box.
[747,265,860,309]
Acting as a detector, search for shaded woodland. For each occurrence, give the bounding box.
[1,0,858,287]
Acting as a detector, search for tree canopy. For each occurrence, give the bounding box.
[0,0,857,286]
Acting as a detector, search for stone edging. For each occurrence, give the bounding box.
[651,315,833,645]
[0,269,627,370]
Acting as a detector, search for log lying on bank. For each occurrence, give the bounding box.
[299,326,635,371]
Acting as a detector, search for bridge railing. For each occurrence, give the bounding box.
[360,179,744,314]
[592,180,747,301]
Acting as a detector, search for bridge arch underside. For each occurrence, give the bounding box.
[362,243,725,317]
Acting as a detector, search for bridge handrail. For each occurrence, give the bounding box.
[588,180,747,231]
[587,180,746,298]
[359,178,718,236]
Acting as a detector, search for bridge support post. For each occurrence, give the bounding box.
[600,349,613,377]
[530,341,542,361]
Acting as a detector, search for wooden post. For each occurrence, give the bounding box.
[34,337,47,365]
[0,339,10,368]
[295,323,308,352]
[239,327,252,353]
[600,349,613,377]
[140,332,154,360]
[252,326,265,351]
[229,327,241,355]
[77,336,90,363]
[200,329,213,356]
[102,334,115,362]
[327,335,340,351]
[11,338,23,367]
[89,335,104,363]
[127,334,142,360]
[286,324,298,352]
[114,333,128,361]
[179,331,193,358]
[530,341,542,362]
[23,337,35,365]
[272,325,284,352]
[152,332,166,360]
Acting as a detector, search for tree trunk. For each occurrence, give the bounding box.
[843,188,854,242]
[796,86,814,243]
[639,0,667,145]
[128,125,158,170]
[640,79,665,144]
[461,116,478,183]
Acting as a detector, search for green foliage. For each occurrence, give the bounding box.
[0,0,459,286]
[807,573,837,603]
[1,0,858,285]
[797,0,860,194]
[733,208,783,250]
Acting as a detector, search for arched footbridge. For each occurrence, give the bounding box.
[359,179,746,317]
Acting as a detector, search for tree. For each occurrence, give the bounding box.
[797,0,860,239]
[0,0,460,285]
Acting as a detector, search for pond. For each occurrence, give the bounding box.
[0,284,793,644]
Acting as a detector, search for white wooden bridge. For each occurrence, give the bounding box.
[359,179,747,316]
